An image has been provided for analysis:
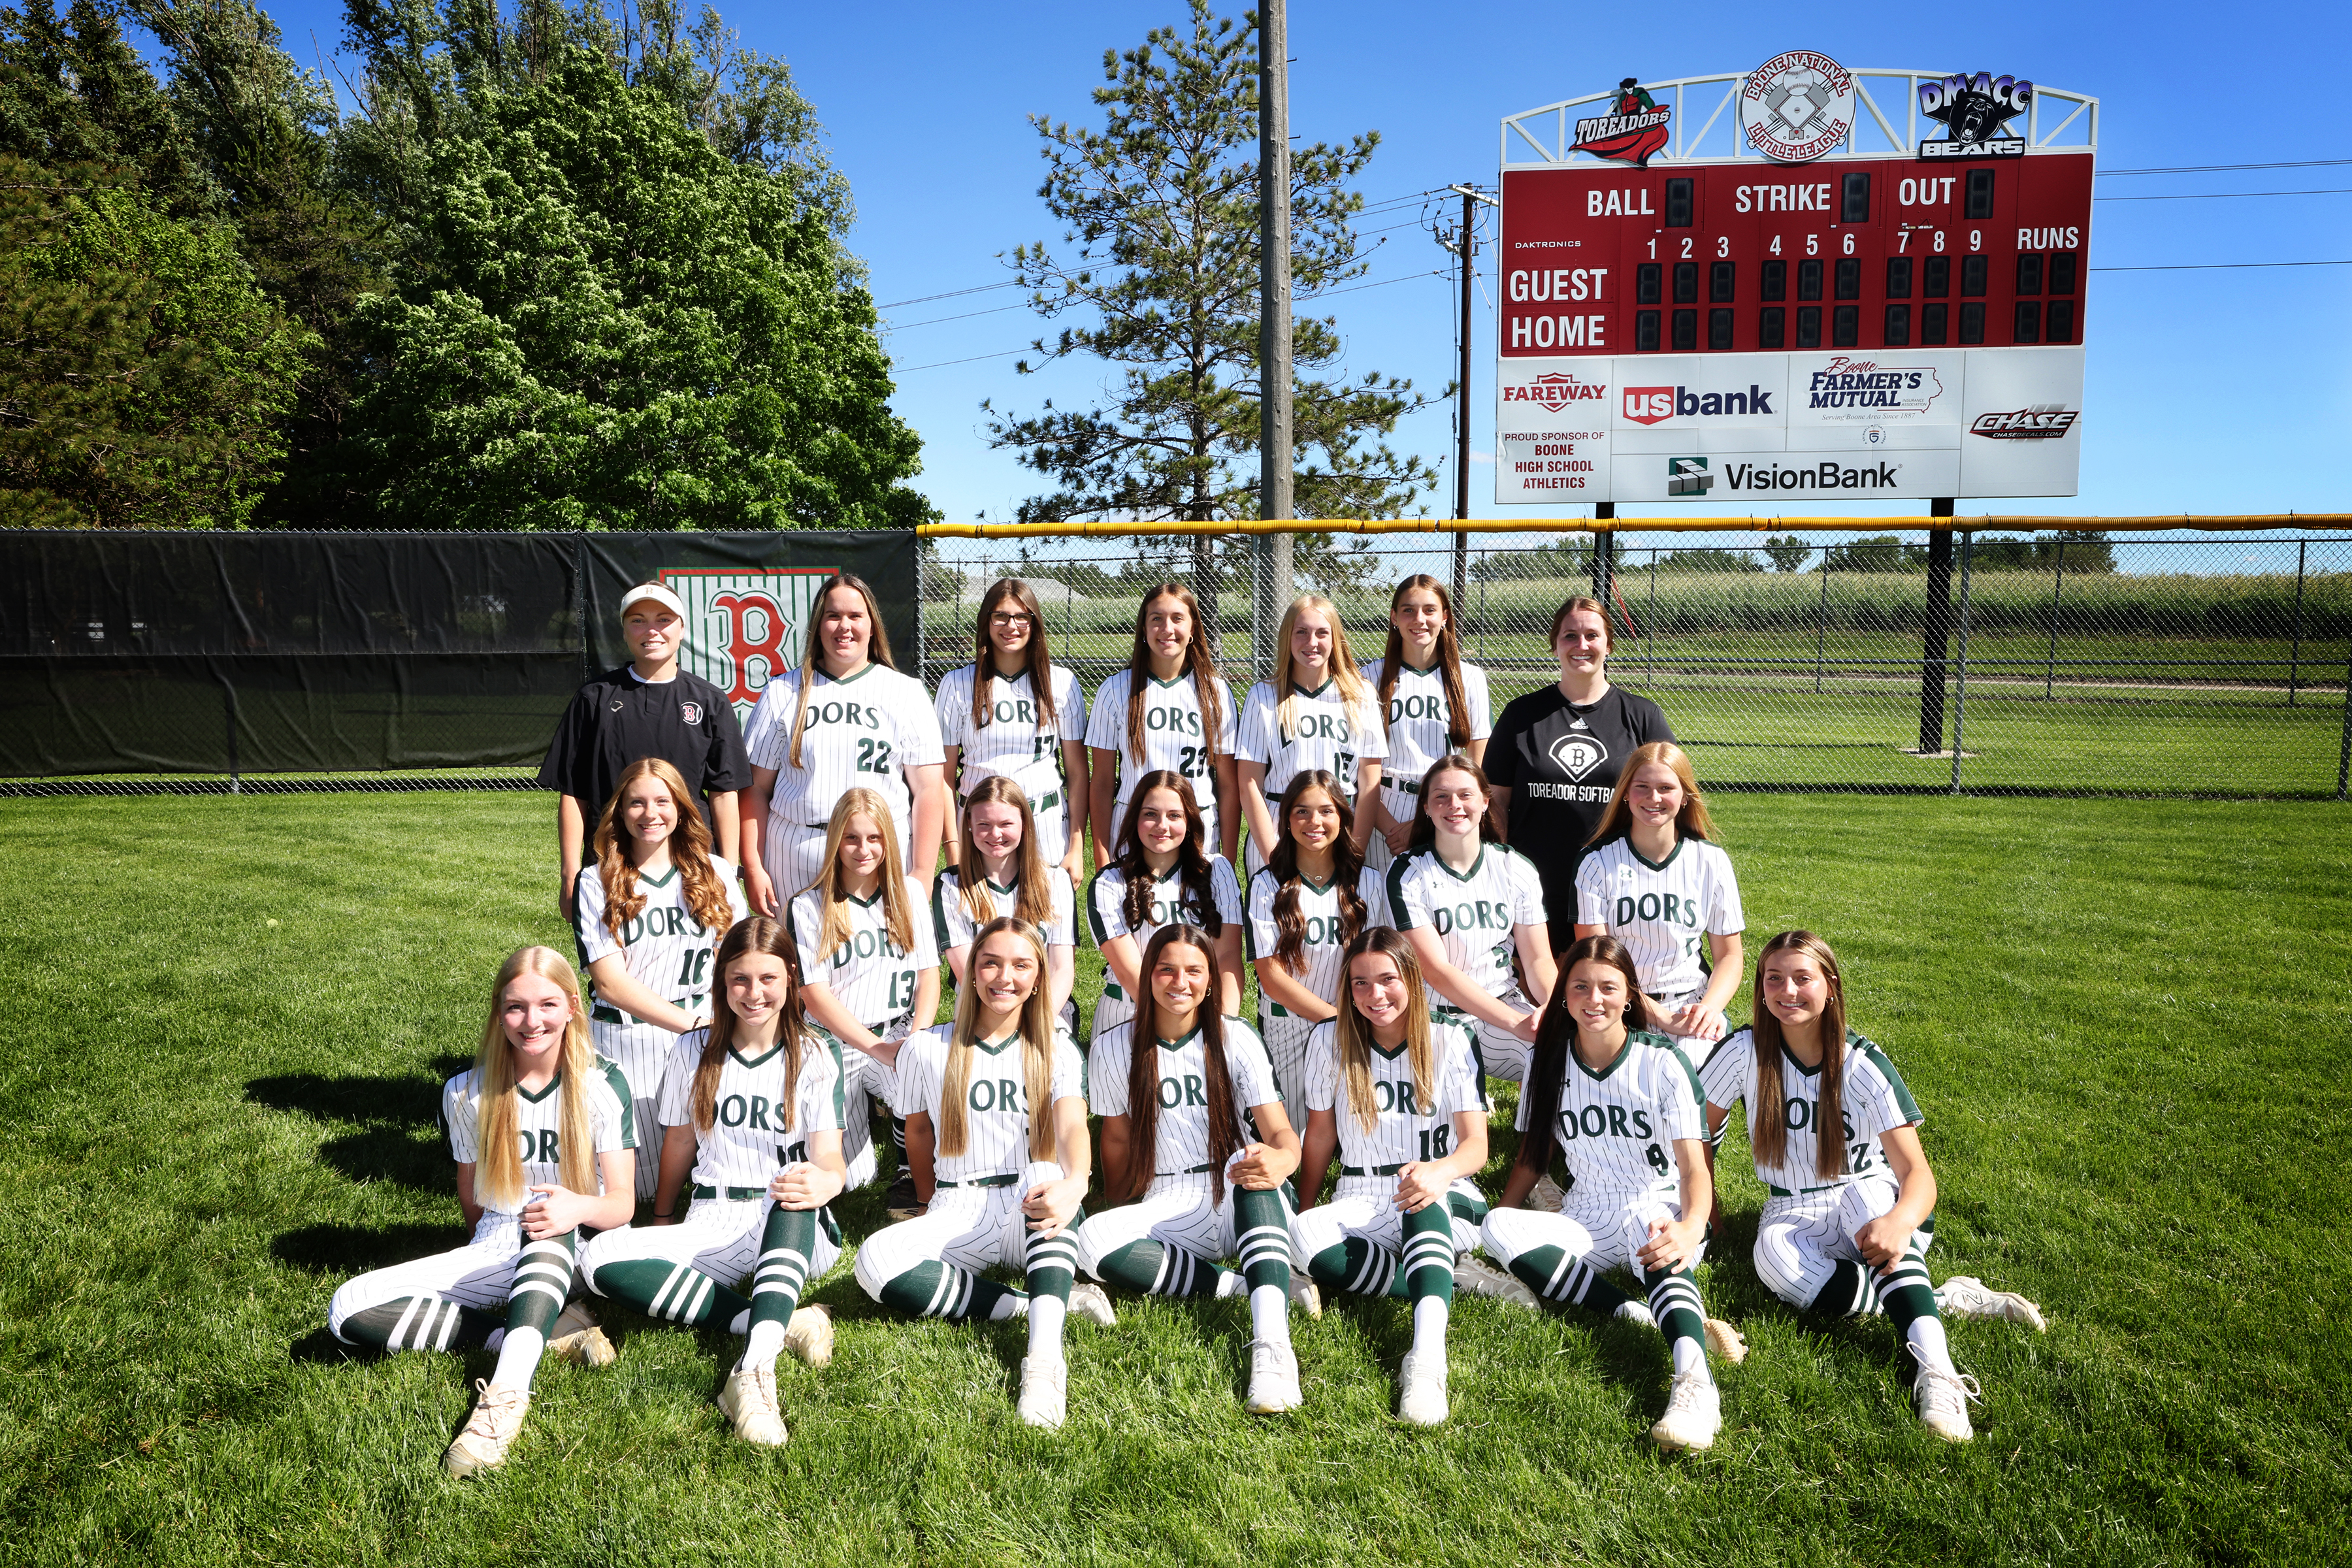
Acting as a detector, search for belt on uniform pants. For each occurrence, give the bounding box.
[936,1172,1022,1190]
[1102,981,1125,1002]
[691,1184,767,1201]
[1766,1181,1848,1198]
[1386,777,1424,797]
[1340,1162,1406,1178]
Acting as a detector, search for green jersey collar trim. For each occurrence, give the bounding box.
[1573,1034,1634,1082]
[1433,845,1487,883]
[1627,836,1686,874]
[1154,1026,1202,1053]
[845,887,884,909]
[514,1072,563,1104]
[973,1030,1021,1056]
[633,862,679,889]
[1368,1031,1411,1060]
[1290,677,1335,698]
[730,1043,786,1070]
[820,661,879,687]
[1148,672,1191,690]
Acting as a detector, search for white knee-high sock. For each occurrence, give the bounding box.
[1249,1284,1288,1344]
[490,1328,545,1391]
[738,1318,787,1373]
[1908,1315,1953,1375]
[1028,1296,1067,1364]
[1411,1295,1449,1360]
[1671,1335,1709,1380]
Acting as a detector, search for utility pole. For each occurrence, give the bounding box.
[1445,184,1494,606]
[1254,0,1293,681]
[1919,498,1955,753]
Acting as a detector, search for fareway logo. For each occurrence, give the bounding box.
[1721,460,1903,492]
[1505,372,1608,411]
[1622,384,1776,425]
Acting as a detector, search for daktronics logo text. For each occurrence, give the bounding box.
[1720,459,1903,491]
[1970,407,2078,440]
[1621,384,1776,425]
[1504,372,1608,411]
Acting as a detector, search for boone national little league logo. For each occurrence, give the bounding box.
[1740,51,1855,164]
[660,567,838,720]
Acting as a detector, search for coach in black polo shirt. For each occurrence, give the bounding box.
[540,582,751,920]
[1485,594,1673,955]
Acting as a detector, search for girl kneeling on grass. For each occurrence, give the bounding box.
[853,917,1119,1429]
[1482,935,1748,1454]
[1700,931,2048,1444]
[1075,925,1315,1415]
[1085,771,1244,1045]
[578,917,844,1448]
[936,777,1079,1033]
[327,946,634,1478]
[1290,928,1492,1427]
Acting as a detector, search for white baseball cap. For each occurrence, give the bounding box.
[619,583,688,623]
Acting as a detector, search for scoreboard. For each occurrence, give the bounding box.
[1494,58,2095,505]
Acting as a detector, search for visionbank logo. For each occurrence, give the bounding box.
[1622,384,1777,425]
[661,568,837,716]
[1666,457,1714,497]
[1717,459,1903,492]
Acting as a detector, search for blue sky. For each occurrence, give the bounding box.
[249,1,2351,527]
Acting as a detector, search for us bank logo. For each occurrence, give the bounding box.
[661,568,836,718]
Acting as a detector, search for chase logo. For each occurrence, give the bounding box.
[1667,457,1714,497]
[1548,732,1610,781]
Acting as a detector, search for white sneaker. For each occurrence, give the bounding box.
[1935,1275,2048,1332]
[546,1301,616,1369]
[1703,1316,1750,1364]
[1910,1347,1982,1443]
[1068,1282,1119,1328]
[783,1304,834,1368]
[717,1364,789,1446]
[443,1380,529,1477]
[1288,1275,1323,1318]
[1244,1338,1303,1414]
[1529,1175,1569,1212]
[1396,1350,1448,1426]
[1017,1354,1068,1429]
[1454,1256,1539,1309]
[1650,1369,1723,1452]
[1614,1299,1656,1330]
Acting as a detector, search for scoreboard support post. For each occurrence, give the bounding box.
[1920,498,1955,754]
[1591,504,1616,616]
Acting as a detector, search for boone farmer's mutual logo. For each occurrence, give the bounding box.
[1806,358,1946,414]
[661,567,838,721]
[1740,51,1855,165]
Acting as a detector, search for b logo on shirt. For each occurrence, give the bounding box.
[681,700,704,725]
[1548,732,1609,780]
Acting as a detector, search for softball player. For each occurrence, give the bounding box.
[1384,755,1557,1087]
[938,579,1089,883]
[1085,771,1244,1043]
[1290,928,1492,1426]
[1360,576,1491,874]
[936,777,1077,1031]
[325,947,632,1478]
[855,918,1119,1429]
[1075,925,1312,1414]
[1086,583,1239,868]
[1573,742,1744,1064]
[578,918,844,1447]
[1482,936,1746,1452]
[576,758,750,1196]
[1246,770,1388,1131]
[1701,931,2047,1444]
[787,790,939,1194]
[1236,594,1385,874]
[742,574,946,914]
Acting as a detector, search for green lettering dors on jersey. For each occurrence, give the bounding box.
[514,1128,565,1164]
[807,699,886,730]
[1371,1079,1423,1115]
[1386,692,1448,725]
[1154,1073,1212,1109]
[1279,710,1356,745]
[1145,704,1205,738]
[825,929,911,967]
[1614,891,1703,928]
[1429,899,1512,937]
[715,1092,794,1133]
[966,1077,1030,1113]
[1778,1095,1876,1175]
[1296,914,1345,947]
[617,904,710,946]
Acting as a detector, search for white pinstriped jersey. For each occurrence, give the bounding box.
[787,877,939,1030]
[1237,679,1387,803]
[655,1029,843,1188]
[1086,858,1243,951]
[1573,835,1744,1000]
[1514,1029,1703,1201]
[932,868,1076,953]
[444,1062,635,1215]
[1700,1028,1924,1194]
[574,857,751,1019]
[1245,864,1390,1017]
[744,662,945,833]
[1358,659,1491,789]
[1385,842,1548,1002]
[898,1023,1085,1185]
[1301,1017,1484,1175]
[1088,1019,1282,1176]
[936,664,1084,800]
[1086,669,1237,842]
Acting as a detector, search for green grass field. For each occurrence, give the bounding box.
[3,793,2348,1565]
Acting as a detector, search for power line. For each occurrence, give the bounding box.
[874,280,1022,310]
[881,301,1030,331]
[2096,187,2352,202]
[2091,258,2352,272]
[894,347,1028,373]
[2097,157,2352,176]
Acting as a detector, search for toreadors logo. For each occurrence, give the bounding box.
[1970,406,2078,440]
[1623,384,1776,424]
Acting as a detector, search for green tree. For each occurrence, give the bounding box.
[1762,533,1812,572]
[1821,533,1928,572]
[983,0,1437,542]
[0,0,213,213]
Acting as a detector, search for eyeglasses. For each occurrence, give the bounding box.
[989,612,1034,627]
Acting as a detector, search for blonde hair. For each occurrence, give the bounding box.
[787,574,896,769]
[470,946,598,1211]
[1274,594,1376,743]
[955,777,1056,932]
[1333,928,1433,1135]
[690,917,809,1133]
[936,917,1059,1162]
[1585,741,1720,848]
[811,788,916,957]
[592,758,736,938]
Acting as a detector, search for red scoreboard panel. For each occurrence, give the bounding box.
[1500,153,2091,359]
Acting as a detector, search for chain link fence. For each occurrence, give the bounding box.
[920,530,2352,800]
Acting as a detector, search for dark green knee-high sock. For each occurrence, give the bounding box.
[1024,1209,1081,1305]
[1637,1260,1707,1354]
[503,1231,577,1339]
[877,1260,1020,1320]
[336,1296,502,1352]
[1400,1203,1455,1305]
[1506,1245,1638,1315]
[589,1254,752,1331]
[1233,1185,1294,1294]
[1096,1238,1219,1297]
[751,1207,817,1330]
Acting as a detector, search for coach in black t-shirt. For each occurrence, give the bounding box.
[1485,594,1673,954]
[539,583,751,921]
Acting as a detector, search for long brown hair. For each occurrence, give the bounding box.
[1405,753,1504,851]
[1124,925,1245,1203]
[471,946,598,1210]
[1748,930,1851,1181]
[787,574,896,769]
[1512,934,1666,1178]
[968,578,1060,732]
[1264,770,1367,977]
[592,758,736,938]
[1273,594,1376,742]
[953,776,1056,930]
[690,917,810,1133]
[1333,928,1433,1135]
[936,917,1059,1161]
[1585,741,1720,849]
[812,788,917,958]
[1550,593,1616,653]
[1376,575,1472,750]
[1122,583,1226,766]
[1111,770,1223,936]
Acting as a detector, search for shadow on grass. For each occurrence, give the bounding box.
[272,1220,468,1277]
[247,1062,470,1189]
